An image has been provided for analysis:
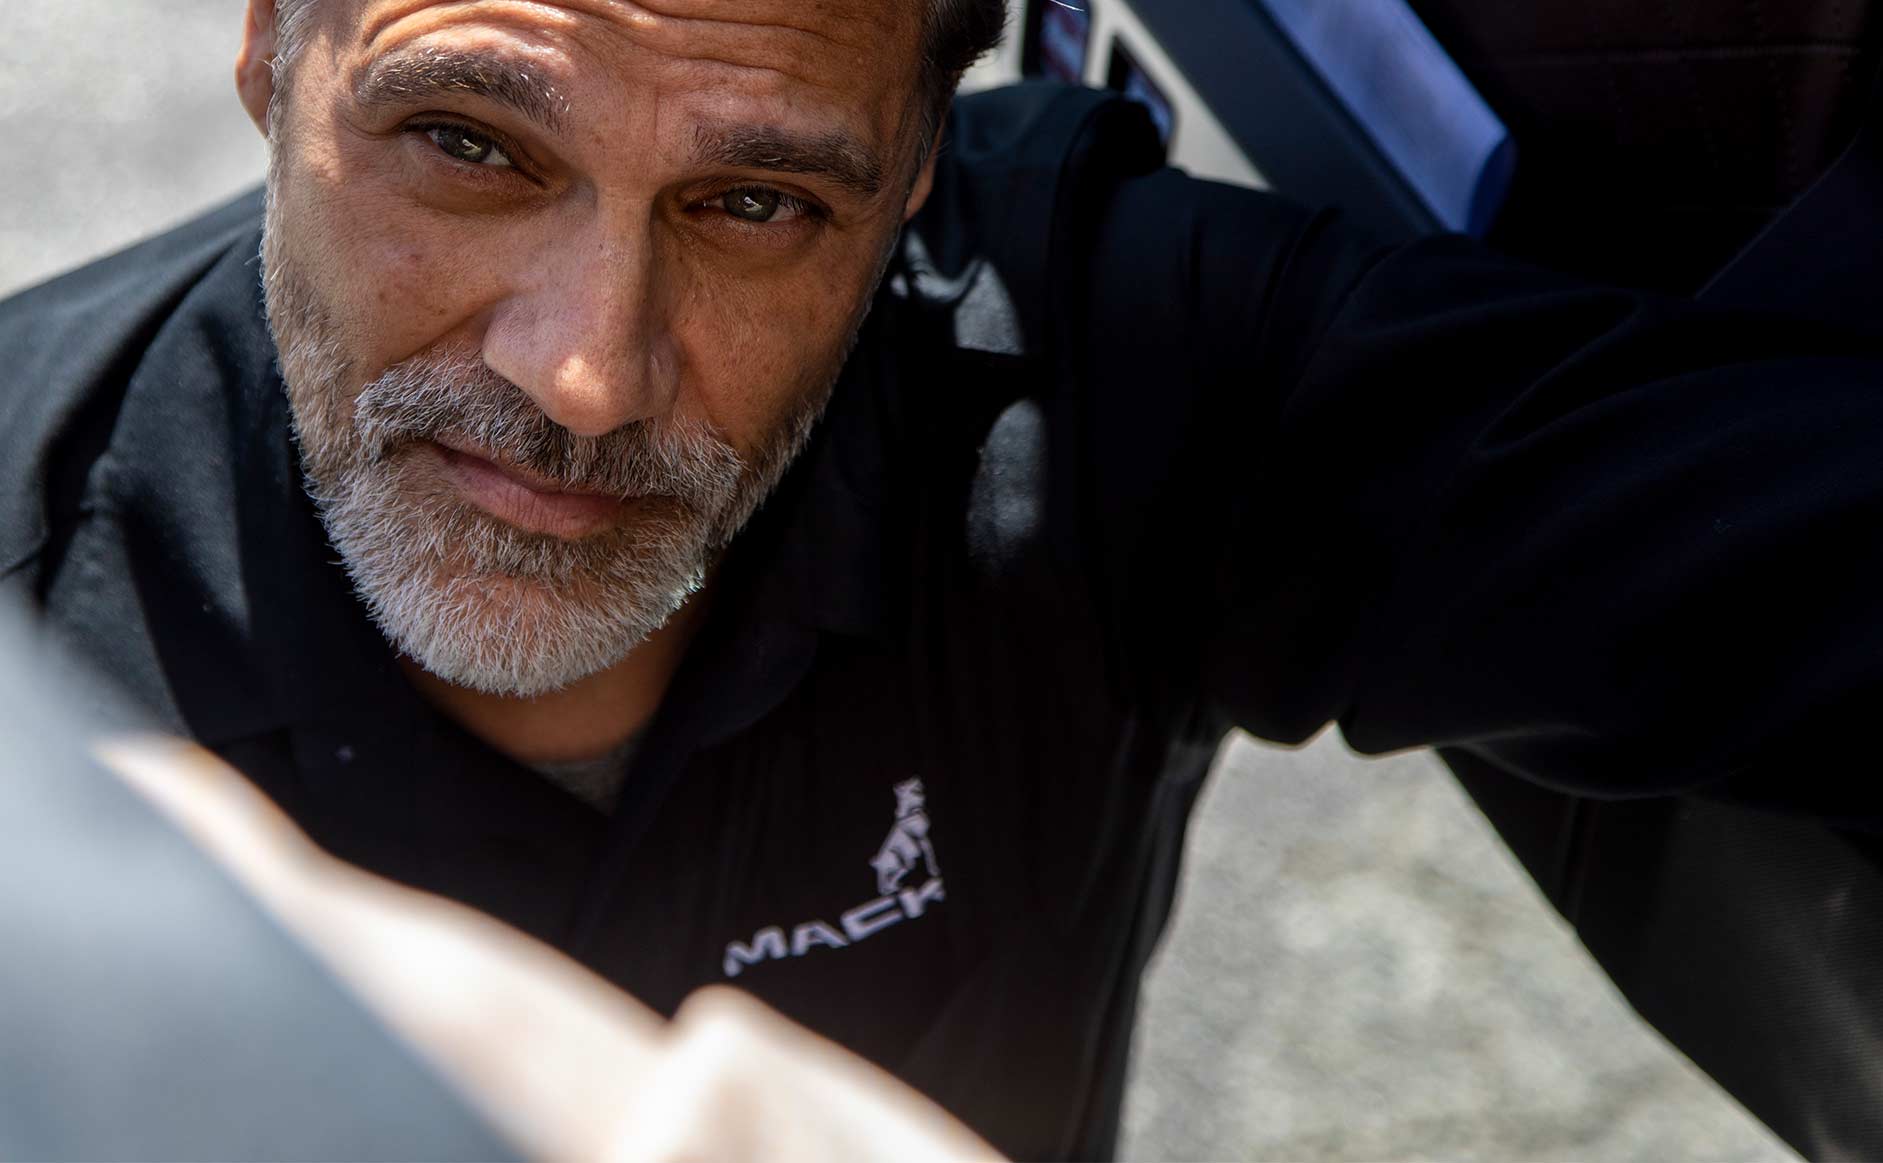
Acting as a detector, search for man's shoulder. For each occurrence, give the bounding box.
[905,84,1168,358]
[0,186,265,347]
[948,81,1162,167]
[926,82,1168,248]
[0,187,265,585]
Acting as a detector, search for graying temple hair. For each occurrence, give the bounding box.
[268,0,1006,152]
[271,0,321,86]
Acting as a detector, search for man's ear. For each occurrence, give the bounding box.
[236,0,283,138]
[902,131,943,224]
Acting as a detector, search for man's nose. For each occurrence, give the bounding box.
[480,223,679,438]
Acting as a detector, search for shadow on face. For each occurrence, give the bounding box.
[241,0,938,699]
[251,0,934,459]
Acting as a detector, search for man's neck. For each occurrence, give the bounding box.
[399,595,709,768]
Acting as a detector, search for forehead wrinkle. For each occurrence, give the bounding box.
[608,0,899,49]
[361,0,906,50]
[357,4,851,90]
[579,0,910,78]
[353,2,923,146]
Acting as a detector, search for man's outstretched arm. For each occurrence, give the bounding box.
[1080,169,1883,821]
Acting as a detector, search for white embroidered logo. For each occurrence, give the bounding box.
[870,778,941,895]
[723,779,947,979]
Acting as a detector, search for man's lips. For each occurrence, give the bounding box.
[425,438,627,539]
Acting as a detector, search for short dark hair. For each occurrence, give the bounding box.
[925,0,1010,106]
[275,0,1008,158]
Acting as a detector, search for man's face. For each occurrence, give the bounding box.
[256,0,931,696]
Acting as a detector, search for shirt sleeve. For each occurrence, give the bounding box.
[1081,169,1883,822]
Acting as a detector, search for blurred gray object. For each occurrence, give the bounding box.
[2,3,1798,1160]
[0,596,516,1161]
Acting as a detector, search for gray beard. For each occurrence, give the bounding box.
[260,198,831,698]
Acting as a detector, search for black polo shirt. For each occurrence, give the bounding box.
[11,84,1883,1159]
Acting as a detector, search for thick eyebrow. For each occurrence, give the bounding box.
[692,122,887,200]
[354,46,568,134]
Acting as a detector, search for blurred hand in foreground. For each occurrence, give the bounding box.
[99,736,1002,1163]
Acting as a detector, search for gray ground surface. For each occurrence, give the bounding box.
[2,5,1797,1160]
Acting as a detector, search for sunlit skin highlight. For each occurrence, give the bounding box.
[237,0,939,769]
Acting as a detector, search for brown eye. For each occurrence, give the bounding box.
[722,188,783,223]
[424,125,513,168]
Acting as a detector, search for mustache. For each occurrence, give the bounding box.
[353,349,745,503]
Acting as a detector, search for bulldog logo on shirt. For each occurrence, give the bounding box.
[870,779,941,895]
[722,779,946,979]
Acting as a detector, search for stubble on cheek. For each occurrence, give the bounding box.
[261,198,809,697]
[263,220,357,480]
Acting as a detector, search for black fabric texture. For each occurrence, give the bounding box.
[12,81,1883,1158]
[1434,60,1883,1162]
[1411,0,1883,292]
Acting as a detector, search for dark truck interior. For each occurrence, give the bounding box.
[1012,1,1883,1156]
